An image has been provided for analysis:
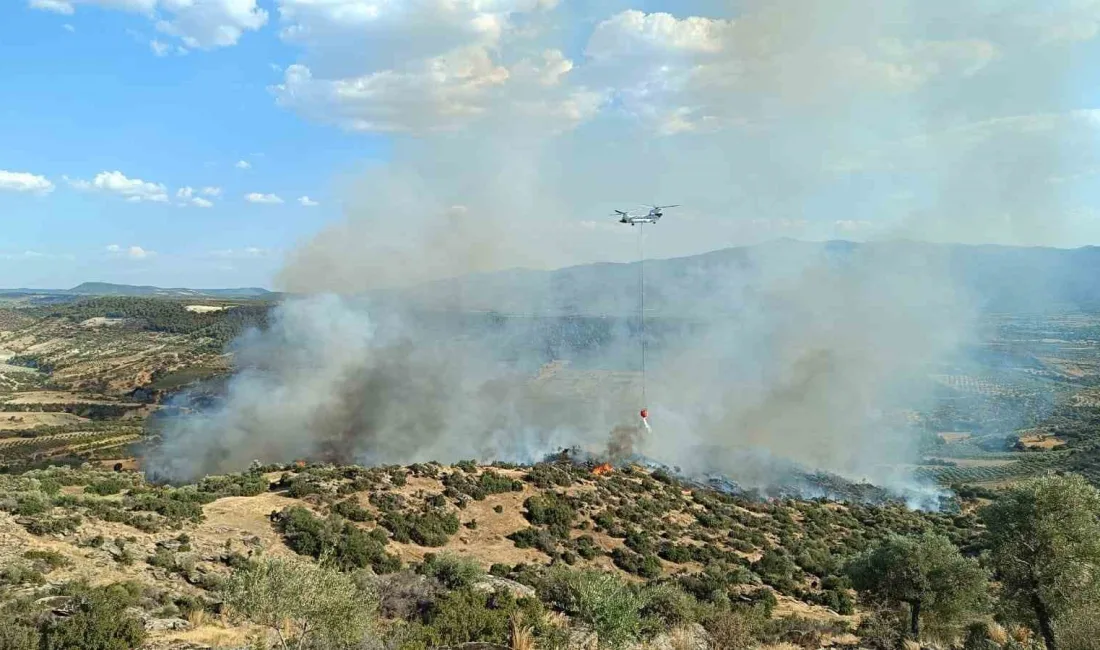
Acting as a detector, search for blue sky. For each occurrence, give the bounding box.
[1,0,385,288]
[3,0,1100,290]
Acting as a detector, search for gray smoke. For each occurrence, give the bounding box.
[148,0,1098,501]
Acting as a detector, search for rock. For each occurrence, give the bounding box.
[472,576,537,600]
[156,539,181,552]
[143,617,192,632]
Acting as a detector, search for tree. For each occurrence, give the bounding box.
[981,474,1100,650]
[848,531,987,639]
[222,555,377,650]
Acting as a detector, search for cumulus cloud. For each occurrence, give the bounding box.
[28,0,266,49]
[235,160,251,169]
[201,186,222,196]
[0,170,54,194]
[191,197,213,208]
[245,192,283,204]
[106,244,154,259]
[150,39,170,56]
[71,171,168,202]
[298,196,319,206]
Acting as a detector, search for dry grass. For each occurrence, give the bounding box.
[187,608,206,628]
[510,611,536,650]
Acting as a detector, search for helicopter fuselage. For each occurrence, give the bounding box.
[619,214,661,225]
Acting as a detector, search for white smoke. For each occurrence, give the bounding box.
[147,0,1099,503]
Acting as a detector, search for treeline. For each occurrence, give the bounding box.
[0,403,142,419]
[32,297,273,346]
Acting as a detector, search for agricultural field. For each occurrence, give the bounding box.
[0,298,270,469]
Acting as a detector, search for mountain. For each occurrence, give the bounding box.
[385,239,1100,316]
[65,282,275,299]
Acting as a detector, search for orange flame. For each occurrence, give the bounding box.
[294,459,307,468]
[592,463,613,476]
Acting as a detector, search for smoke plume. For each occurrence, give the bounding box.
[148,0,1100,500]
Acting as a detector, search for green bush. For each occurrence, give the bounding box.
[417,553,483,590]
[381,509,460,547]
[39,584,145,650]
[523,493,576,536]
[332,498,373,522]
[406,588,550,648]
[84,478,127,496]
[611,548,662,579]
[276,506,401,574]
[538,567,644,649]
[223,555,377,650]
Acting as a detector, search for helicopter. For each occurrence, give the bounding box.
[613,204,679,226]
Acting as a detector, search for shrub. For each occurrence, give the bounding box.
[223,555,377,650]
[538,567,644,649]
[381,509,460,547]
[85,478,127,496]
[275,506,401,574]
[23,549,70,571]
[611,548,662,579]
[704,607,765,650]
[39,584,146,650]
[523,493,576,536]
[332,498,372,523]
[418,553,484,590]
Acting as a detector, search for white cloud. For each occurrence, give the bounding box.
[155,0,268,49]
[63,23,75,31]
[28,0,266,49]
[201,186,222,196]
[150,39,171,56]
[245,192,283,204]
[586,10,736,58]
[298,196,319,206]
[235,160,251,169]
[273,47,511,133]
[0,170,55,195]
[177,186,214,207]
[210,246,268,258]
[71,170,168,202]
[29,0,74,14]
[62,175,91,190]
[106,244,154,259]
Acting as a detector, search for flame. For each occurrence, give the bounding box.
[593,463,614,476]
[294,459,307,468]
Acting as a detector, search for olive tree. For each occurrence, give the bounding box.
[981,474,1100,650]
[848,531,987,639]
[223,555,378,650]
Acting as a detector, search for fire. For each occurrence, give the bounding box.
[592,463,613,476]
[294,459,307,468]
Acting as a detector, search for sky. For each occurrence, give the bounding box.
[3,0,1100,289]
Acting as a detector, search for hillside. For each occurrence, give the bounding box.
[0,458,982,649]
[384,240,1100,316]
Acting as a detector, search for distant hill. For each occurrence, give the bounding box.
[66,282,275,299]
[384,239,1100,316]
[0,283,276,301]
